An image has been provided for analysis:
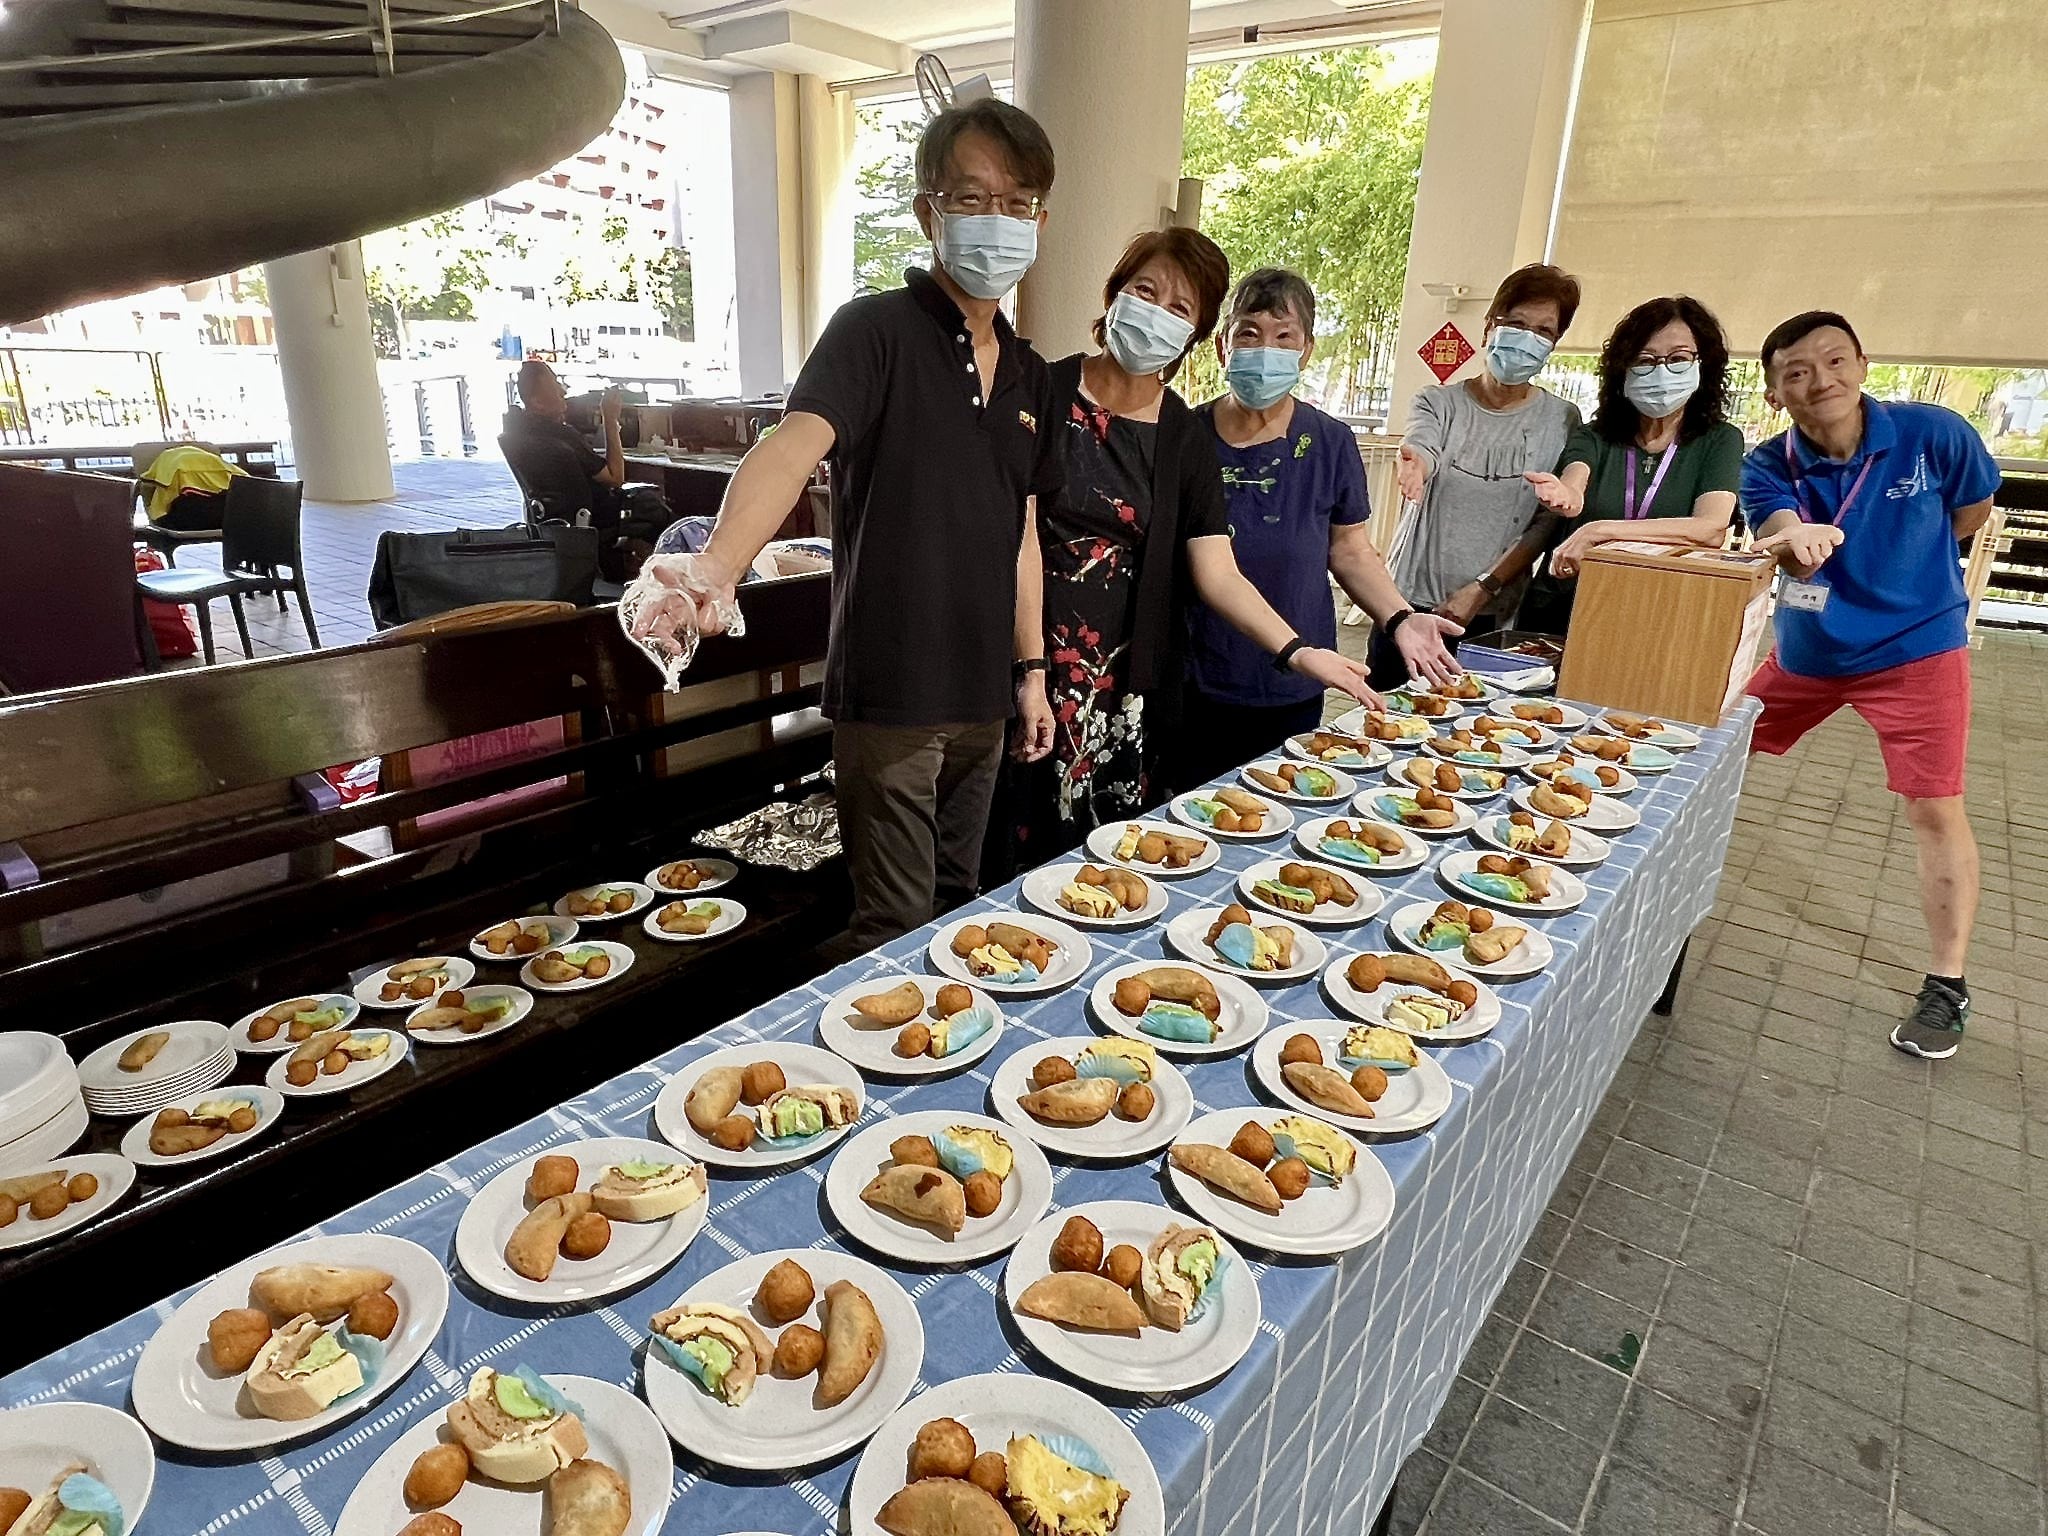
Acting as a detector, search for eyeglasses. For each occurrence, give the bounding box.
[926,188,1045,220]
[1628,353,1698,376]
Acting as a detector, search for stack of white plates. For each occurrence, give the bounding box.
[0,1033,87,1175]
[76,1022,235,1119]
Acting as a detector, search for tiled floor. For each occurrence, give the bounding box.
[1388,628,2048,1536]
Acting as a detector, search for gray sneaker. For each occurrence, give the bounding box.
[1889,980,1968,1060]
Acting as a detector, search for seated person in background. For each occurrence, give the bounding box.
[140,443,244,529]
[1517,294,1744,633]
[503,361,664,577]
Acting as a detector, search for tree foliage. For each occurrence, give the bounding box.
[853,109,928,295]
[362,205,526,355]
[1180,47,1429,410]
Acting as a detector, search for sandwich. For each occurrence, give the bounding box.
[4,1466,125,1536]
[926,1004,998,1058]
[1073,1038,1154,1084]
[1141,1224,1224,1331]
[588,1158,707,1222]
[1112,823,1142,861]
[1270,1116,1356,1183]
[755,1085,858,1142]
[1340,1025,1418,1071]
[1007,1434,1131,1536]
[1137,1001,1219,1043]
[1387,992,1469,1032]
[932,1125,1014,1181]
[245,1313,366,1420]
[1250,877,1317,915]
[446,1365,590,1480]
[1058,881,1121,920]
[650,1303,773,1406]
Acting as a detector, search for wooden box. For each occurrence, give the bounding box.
[1556,542,1777,726]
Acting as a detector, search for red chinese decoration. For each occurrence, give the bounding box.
[1418,322,1475,382]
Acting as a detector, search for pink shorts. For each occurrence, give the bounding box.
[1746,647,1969,800]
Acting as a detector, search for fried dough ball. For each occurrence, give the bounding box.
[1100,1244,1143,1290]
[1447,979,1480,1009]
[708,1114,756,1152]
[1116,1082,1155,1121]
[754,1258,816,1325]
[1269,1157,1312,1201]
[969,1451,1010,1498]
[895,1022,932,1058]
[741,1060,786,1105]
[1031,1055,1077,1090]
[157,1106,191,1129]
[963,1170,1003,1218]
[1468,908,1495,934]
[286,1058,318,1087]
[322,1049,349,1076]
[399,1512,462,1536]
[1279,1033,1322,1068]
[348,1288,400,1341]
[582,953,612,979]
[207,1307,273,1373]
[933,984,974,1018]
[248,1014,282,1043]
[403,1441,469,1510]
[1351,1065,1390,1102]
[950,924,987,958]
[226,1105,259,1134]
[1229,1120,1277,1167]
[66,1172,99,1202]
[561,1211,611,1260]
[287,1017,315,1043]
[773,1323,824,1378]
[1050,1214,1104,1274]
[606,889,634,913]
[1347,953,1388,993]
[526,1154,579,1202]
[28,1186,68,1220]
[1111,976,1151,1017]
[909,1418,977,1482]
[887,1133,939,1168]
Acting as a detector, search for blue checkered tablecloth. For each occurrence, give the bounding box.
[3,702,1757,1536]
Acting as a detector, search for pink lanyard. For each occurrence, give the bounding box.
[1783,431,1877,528]
[1622,444,1676,521]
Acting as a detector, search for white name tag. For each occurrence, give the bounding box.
[1781,579,1830,613]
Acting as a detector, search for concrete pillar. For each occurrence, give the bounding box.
[1387,0,1590,428]
[1014,0,1193,359]
[729,71,805,395]
[263,242,394,502]
[797,73,856,355]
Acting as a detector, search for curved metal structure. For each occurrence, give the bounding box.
[0,2,624,324]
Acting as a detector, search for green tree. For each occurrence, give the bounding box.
[854,109,928,294]
[362,205,526,357]
[1181,47,1429,411]
[647,246,695,340]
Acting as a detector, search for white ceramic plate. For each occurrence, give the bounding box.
[644,855,739,895]
[1001,1199,1259,1393]
[1167,1109,1397,1257]
[1236,857,1385,928]
[1522,757,1641,797]
[404,982,533,1045]
[1591,714,1701,751]
[1509,783,1642,834]
[1321,952,1503,1043]
[553,881,656,923]
[988,1036,1193,1160]
[228,993,362,1054]
[926,913,1092,998]
[119,1086,284,1170]
[455,1136,707,1304]
[1495,698,1590,732]
[1083,819,1220,878]
[77,1020,234,1096]
[264,1028,409,1098]
[816,975,1004,1079]
[519,939,637,993]
[1470,811,1612,869]
[642,1248,922,1471]
[468,915,578,964]
[131,1233,449,1452]
[1239,758,1358,804]
[350,956,477,1013]
[642,897,748,943]
[0,1095,88,1178]
[1386,900,1554,980]
[1382,759,1510,803]
[0,1034,74,1134]
[1382,689,1465,722]
[1437,850,1588,916]
[0,1402,154,1536]
[1164,907,1326,986]
[847,1373,1164,1536]
[1020,861,1170,931]
[824,1109,1053,1264]
[1462,715,1559,752]
[1328,705,1442,746]
[1352,787,1479,840]
[337,1376,669,1536]
[1422,736,1533,770]
[1168,790,1295,842]
[653,1042,865,1171]
[1283,731,1395,771]
[1294,813,1432,870]
[1250,1022,1454,1136]
[0,1154,134,1252]
[1087,960,1269,1059]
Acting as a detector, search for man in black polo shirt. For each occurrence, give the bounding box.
[683,98,1061,954]
[502,360,628,521]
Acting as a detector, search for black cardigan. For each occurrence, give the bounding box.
[1046,353,1230,696]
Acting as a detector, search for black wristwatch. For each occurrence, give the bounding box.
[1384,608,1417,636]
[1272,637,1308,674]
[1477,572,1504,597]
[1013,657,1049,683]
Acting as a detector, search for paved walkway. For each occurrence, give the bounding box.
[1390,627,2048,1536]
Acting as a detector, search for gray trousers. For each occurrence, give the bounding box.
[831,719,1007,956]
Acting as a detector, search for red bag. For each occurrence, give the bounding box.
[134,546,197,659]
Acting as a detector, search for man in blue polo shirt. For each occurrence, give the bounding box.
[1740,311,2000,1060]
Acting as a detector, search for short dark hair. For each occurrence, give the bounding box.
[1590,294,1731,446]
[515,359,554,404]
[1091,226,1231,383]
[1760,310,1862,375]
[1226,267,1316,336]
[1486,263,1581,334]
[915,99,1056,197]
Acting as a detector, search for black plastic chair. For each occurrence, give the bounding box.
[498,432,586,528]
[131,439,227,567]
[135,476,320,663]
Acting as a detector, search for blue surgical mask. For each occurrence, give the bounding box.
[1103,292,1194,376]
[1486,325,1553,385]
[1226,346,1300,409]
[934,211,1038,300]
[1625,359,1701,419]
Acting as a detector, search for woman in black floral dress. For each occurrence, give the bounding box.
[1004,228,1378,868]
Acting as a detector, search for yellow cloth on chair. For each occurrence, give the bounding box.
[142,444,244,521]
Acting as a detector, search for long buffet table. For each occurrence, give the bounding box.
[1,697,1756,1536]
